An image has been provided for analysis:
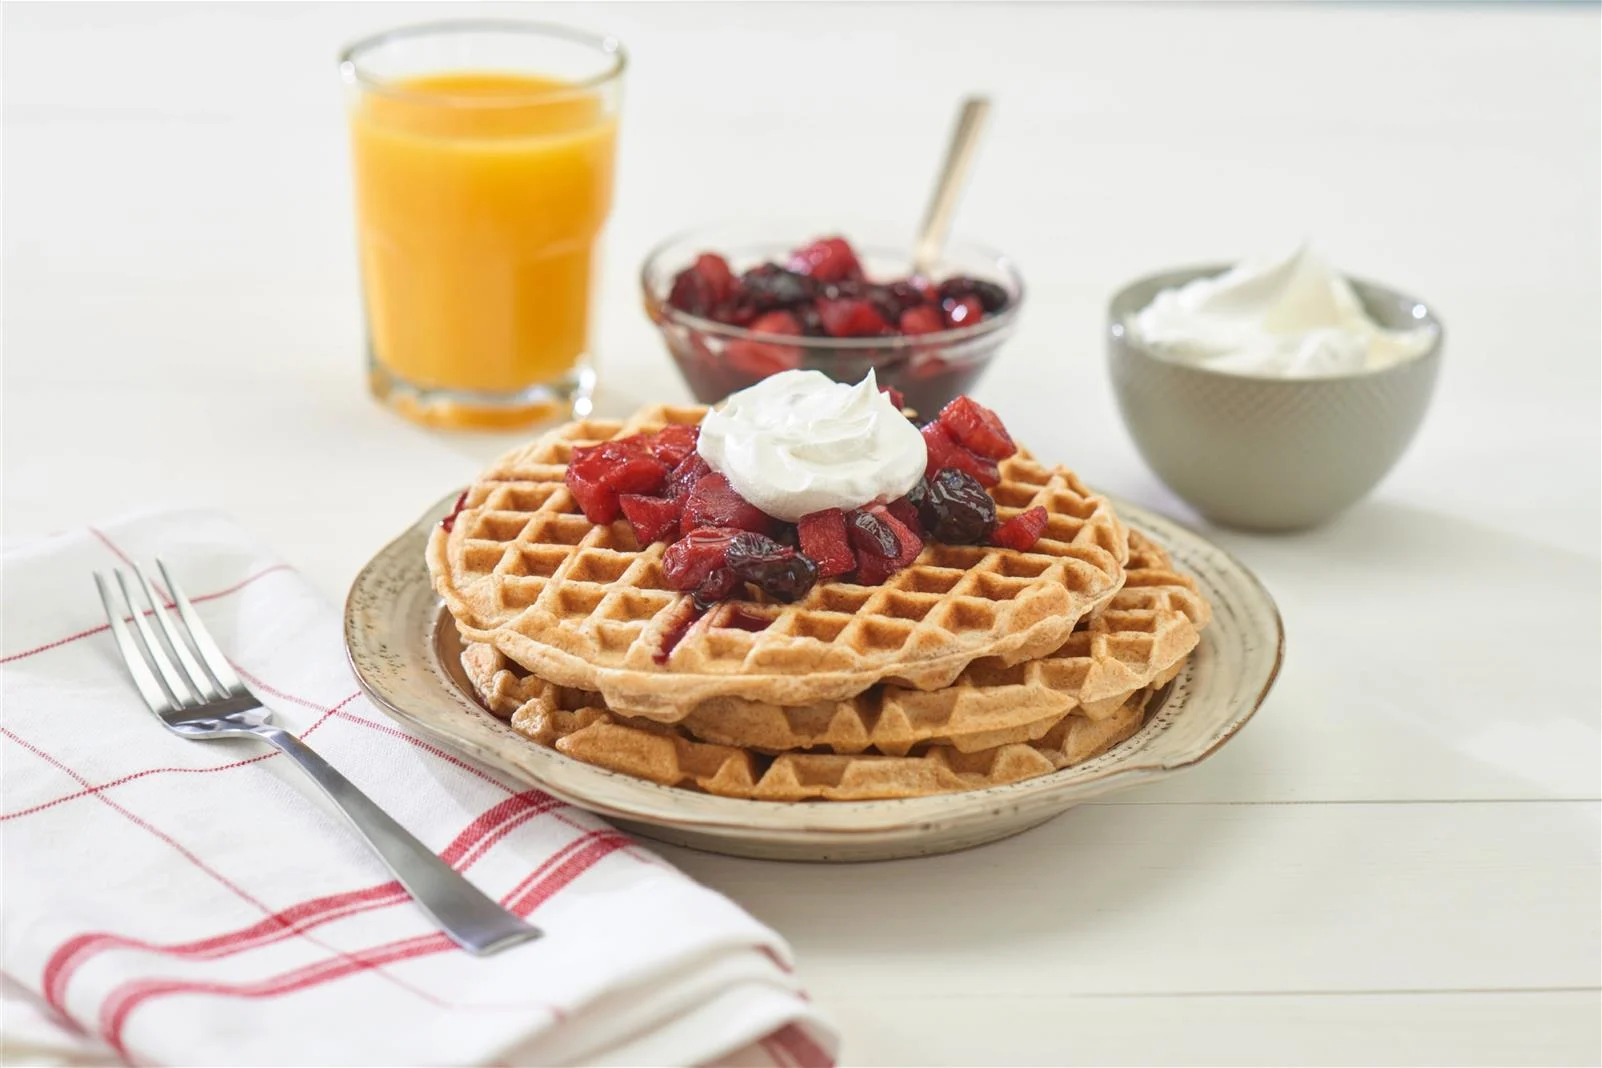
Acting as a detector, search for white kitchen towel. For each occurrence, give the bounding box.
[0,510,837,1067]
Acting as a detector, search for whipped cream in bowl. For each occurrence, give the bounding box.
[697,369,927,522]
[1126,244,1438,379]
[1107,250,1443,530]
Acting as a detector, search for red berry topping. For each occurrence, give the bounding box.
[619,493,684,546]
[937,395,1017,460]
[680,473,778,537]
[920,420,1000,486]
[796,508,856,578]
[565,437,669,524]
[884,495,924,537]
[943,294,983,328]
[564,465,618,524]
[787,236,864,284]
[645,424,700,468]
[668,253,738,317]
[846,504,923,584]
[817,298,889,338]
[725,310,803,379]
[725,532,820,603]
[878,384,907,411]
[990,506,1049,551]
[898,305,945,336]
[667,452,712,500]
[662,526,742,591]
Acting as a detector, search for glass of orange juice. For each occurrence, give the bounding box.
[339,22,624,429]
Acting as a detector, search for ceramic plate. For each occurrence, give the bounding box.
[345,492,1283,861]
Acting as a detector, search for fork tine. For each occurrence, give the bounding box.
[116,571,201,706]
[156,558,246,695]
[132,564,223,702]
[95,572,178,716]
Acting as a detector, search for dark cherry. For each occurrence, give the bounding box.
[725,532,820,603]
[792,303,827,337]
[917,467,997,544]
[937,276,1009,313]
[846,508,901,560]
[740,264,816,311]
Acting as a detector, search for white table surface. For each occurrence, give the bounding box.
[5,3,1600,1064]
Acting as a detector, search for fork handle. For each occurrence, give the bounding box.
[251,725,540,955]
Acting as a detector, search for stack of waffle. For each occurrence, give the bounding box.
[428,405,1212,801]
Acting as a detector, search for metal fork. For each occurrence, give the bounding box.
[94,559,540,955]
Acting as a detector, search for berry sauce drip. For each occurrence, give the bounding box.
[654,601,708,664]
[440,490,470,533]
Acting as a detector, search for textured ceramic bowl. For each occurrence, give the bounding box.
[1108,265,1443,531]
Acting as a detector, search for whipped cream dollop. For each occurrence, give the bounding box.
[697,369,927,522]
[1128,244,1436,378]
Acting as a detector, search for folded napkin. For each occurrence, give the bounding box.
[0,510,837,1067]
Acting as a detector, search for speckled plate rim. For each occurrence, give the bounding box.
[345,491,1283,852]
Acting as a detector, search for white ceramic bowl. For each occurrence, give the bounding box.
[1108,265,1443,531]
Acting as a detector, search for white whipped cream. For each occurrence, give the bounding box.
[1129,244,1436,378]
[697,369,927,522]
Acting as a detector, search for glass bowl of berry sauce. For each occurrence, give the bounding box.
[641,224,1024,418]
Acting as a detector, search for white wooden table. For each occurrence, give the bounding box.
[6,3,1599,1064]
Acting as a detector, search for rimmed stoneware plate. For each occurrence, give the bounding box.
[346,492,1283,862]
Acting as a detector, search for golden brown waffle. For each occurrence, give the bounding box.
[429,404,1129,719]
[667,530,1208,755]
[462,641,1171,802]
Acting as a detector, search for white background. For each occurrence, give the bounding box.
[5,3,1599,1064]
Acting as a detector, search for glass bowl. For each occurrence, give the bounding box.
[640,223,1024,417]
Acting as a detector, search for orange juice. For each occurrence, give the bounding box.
[349,72,618,427]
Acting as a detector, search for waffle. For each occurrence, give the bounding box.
[463,641,1171,802]
[429,404,1129,719]
[664,530,1208,755]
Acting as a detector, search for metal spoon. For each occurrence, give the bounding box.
[911,96,992,279]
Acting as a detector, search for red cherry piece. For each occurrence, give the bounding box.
[919,421,1000,486]
[937,395,1017,460]
[681,473,779,537]
[668,253,739,318]
[662,527,743,592]
[884,495,924,538]
[603,454,670,496]
[667,453,712,500]
[619,493,684,546]
[898,305,945,336]
[725,310,804,380]
[990,506,1050,551]
[787,236,864,284]
[796,508,856,578]
[943,294,984,328]
[818,298,889,338]
[564,464,618,524]
[645,424,700,468]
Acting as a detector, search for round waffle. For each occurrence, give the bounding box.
[429,404,1129,719]
[463,641,1175,802]
[662,530,1208,755]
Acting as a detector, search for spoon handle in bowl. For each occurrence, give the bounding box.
[912,96,992,278]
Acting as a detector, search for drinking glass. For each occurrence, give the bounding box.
[340,21,625,429]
